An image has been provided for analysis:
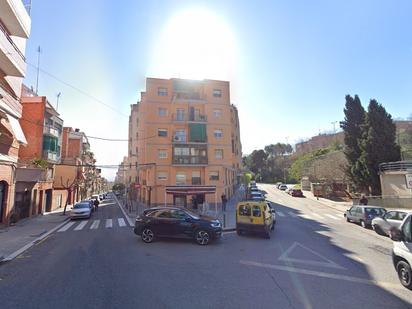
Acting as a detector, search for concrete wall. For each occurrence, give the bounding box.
[353,196,412,209]
[380,171,411,197]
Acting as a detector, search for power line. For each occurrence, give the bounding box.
[26,62,129,118]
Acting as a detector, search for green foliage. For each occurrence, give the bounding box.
[30,158,48,169]
[242,172,253,185]
[288,148,332,181]
[359,99,401,194]
[112,183,125,192]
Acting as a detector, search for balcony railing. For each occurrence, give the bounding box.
[43,150,59,162]
[172,156,208,165]
[0,20,26,61]
[43,126,59,137]
[379,161,412,172]
[171,113,207,122]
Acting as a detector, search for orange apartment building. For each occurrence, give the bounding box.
[129,78,242,208]
[14,86,64,218]
[0,0,31,224]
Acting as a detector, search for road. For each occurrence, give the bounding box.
[0,190,411,309]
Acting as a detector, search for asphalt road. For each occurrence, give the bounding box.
[0,190,411,309]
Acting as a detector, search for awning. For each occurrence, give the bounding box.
[6,114,27,145]
[165,185,216,195]
[189,123,207,142]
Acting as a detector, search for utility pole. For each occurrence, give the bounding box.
[35,46,41,94]
[331,121,338,134]
[56,92,61,111]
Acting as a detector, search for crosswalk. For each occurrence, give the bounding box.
[276,211,342,221]
[57,218,131,233]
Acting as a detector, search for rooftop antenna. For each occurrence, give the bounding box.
[35,46,41,94]
[56,92,61,111]
[331,121,338,134]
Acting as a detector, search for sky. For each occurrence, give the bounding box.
[23,0,412,180]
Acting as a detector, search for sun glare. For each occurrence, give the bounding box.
[149,8,237,80]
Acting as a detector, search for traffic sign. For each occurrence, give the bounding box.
[406,174,412,189]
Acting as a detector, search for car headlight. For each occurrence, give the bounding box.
[211,221,221,228]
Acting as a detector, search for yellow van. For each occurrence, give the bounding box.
[236,201,274,238]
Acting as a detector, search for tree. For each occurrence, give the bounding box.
[340,95,366,191]
[359,99,401,195]
[249,150,268,175]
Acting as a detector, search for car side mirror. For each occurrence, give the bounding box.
[390,228,403,242]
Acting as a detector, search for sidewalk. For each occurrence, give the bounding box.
[0,208,70,262]
[303,190,351,212]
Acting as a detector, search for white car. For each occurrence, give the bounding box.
[71,202,93,219]
[372,210,408,236]
[279,184,288,191]
[391,212,412,290]
[91,194,100,202]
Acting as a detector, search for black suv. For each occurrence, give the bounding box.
[134,207,222,245]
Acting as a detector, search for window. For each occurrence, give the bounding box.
[158,87,168,96]
[176,172,186,185]
[158,210,173,218]
[252,206,262,217]
[214,129,223,138]
[209,172,219,181]
[176,109,185,121]
[192,171,201,185]
[213,109,222,118]
[174,129,186,142]
[401,215,411,243]
[213,89,222,97]
[215,149,223,159]
[158,129,167,137]
[158,150,167,159]
[157,172,168,180]
[239,205,251,216]
[174,147,190,156]
[158,108,167,117]
[384,211,397,220]
[172,210,188,220]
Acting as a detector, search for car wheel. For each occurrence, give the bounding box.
[195,230,210,245]
[397,261,412,290]
[141,228,155,243]
[346,217,350,222]
[372,225,385,236]
[360,220,367,228]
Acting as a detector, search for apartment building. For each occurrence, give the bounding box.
[53,127,96,209]
[127,104,139,185]
[131,78,242,208]
[0,0,31,224]
[13,86,63,218]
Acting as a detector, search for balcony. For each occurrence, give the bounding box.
[0,22,26,77]
[171,113,207,123]
[379,161,412,173]
[172,156,208,165]
[0,0,31,38]
[43,126,59,138]
[43,150,59,162]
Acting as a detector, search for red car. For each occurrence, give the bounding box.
[291,189,304,197]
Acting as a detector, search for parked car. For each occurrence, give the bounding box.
[249,191,264,200]
[275,182,282,189]
[390,212,412,290]
[285,187,294,194]
[279,184,288,191]
[80,199,94,209]
[236,201,274,238]
[372,210,409,236]
[291,189,304,197]
[344,205,387,228]
[134,207,222,245]
[91,194,100,202]
[70,202,93,219]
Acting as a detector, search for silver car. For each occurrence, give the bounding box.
[70,202,93,219]
[372,210,409,236]
[345,205,386,228]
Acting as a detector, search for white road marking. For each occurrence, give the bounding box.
[57,221,75,232]
[325,214,340,220]
[300,214,314,220]
[239,260,404,290]
[277,211,285,217]
[278,242,344,269]
[90,220,100,229]
[74,220,88,231]
[105,219,113,228]
[118,218,127,227]
[311,213,323,219]
[288,212,298,217]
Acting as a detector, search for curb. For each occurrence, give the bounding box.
[223,228,236,232]
[1,217,70,263]
[113,195,134,227]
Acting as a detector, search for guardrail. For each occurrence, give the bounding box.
[379,161,412,172]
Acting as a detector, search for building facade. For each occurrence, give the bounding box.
[131,78,242,208]
[295,131,344,155]
[0,0,31,224]
[13,87,63,218]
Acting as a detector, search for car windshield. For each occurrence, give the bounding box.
[73,203,90,209]
[365,208,386,216]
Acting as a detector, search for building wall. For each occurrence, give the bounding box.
[18,96,46,161]
[380,171,411,197]
[295,132,344,155]
[133,78,242,206]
